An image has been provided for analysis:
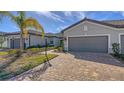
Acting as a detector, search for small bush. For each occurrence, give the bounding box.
[112,43,120,56]
[27,45,55,49]
[27,45,42,49]
[54,46,64,52]
[27,47,55,53]
[8,49,19,55]
[26,48,41,55]
[119,54,124,59]
[7,49,22,57]
[60,40,64,50]
[27,48,41,52]
[8,50,17,54]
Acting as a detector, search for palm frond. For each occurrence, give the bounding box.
[0,11,16,20]
[17,11,26,18]
[0,11,18,27]
[17,11,26,24]
[22,17,45,39]
[0,11,8,21]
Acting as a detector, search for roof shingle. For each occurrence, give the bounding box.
[61,18,124,33]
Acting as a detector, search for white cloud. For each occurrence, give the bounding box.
[76,12,86,19]
[113,11,124,17]
[64,11,72,16]
[63,11,86,20]
[120,11,124,17]
[57,25,69,31]
[12,25,19,30]
[36,11,64,23]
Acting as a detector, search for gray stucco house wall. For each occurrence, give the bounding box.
[62,18,124,53]
[1,30,62,49]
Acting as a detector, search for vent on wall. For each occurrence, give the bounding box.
[83,25,88,31]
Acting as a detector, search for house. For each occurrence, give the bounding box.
[1,30,62,49]
[62,18,124,53]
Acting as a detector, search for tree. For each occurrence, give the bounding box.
[0,35,5,48]
[0,11,51,66]
[0,11,44,50]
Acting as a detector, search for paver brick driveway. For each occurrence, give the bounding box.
[38,52,124,80]
[11,51,124,81]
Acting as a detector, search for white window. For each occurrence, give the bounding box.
[50,41,54,44]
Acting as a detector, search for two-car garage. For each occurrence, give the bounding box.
[63,18,124,54]
[68,36,108,53]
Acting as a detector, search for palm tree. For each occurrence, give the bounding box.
[0,35,5,48]
[0,11,44,50]
[0,11,51,66]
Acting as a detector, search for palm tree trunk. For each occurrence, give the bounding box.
[45,39,52,67]
[20,29,24,51]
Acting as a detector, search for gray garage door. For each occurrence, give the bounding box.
[121,35,124,54]
[10,38,20,49]
[68,36,108,53]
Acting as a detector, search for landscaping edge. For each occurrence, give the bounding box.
[8,56,58,81]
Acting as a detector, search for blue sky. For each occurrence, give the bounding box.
[0,11,124,33]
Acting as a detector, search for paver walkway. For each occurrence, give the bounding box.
[11,51,124,80]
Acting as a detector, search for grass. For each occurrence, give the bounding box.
[0,52,8,56]
[0,54,58,80]
[0,46,55,56]
[0,58,6,61]
[27,47,55,52]
[0,49,20,57]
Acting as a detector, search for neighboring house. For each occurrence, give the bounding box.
[1,30,62,49]
[62,18,124,53]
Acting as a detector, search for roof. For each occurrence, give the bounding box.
[0,31,6,35]
[61,18,124,33]
[102,20,124,25]
[1,30,61,38]
[4,30,41,35]
[5,32,20,35]
[45,33,63,37]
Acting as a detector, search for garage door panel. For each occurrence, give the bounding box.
[10,39,20,49]
[14,39,20,49]
[121,35,124,54]
[68,36,108,53]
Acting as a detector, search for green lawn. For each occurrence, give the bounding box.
[0,52,8,61]
[0,52,8,56]
[0,54,58,80]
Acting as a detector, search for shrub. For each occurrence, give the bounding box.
[60,40,64,51]
[54,46,64,52]
[27,44,43,49]
[7,49,22,57]
[8,50,17,55]
[112,43,120,56]
[26,48,41,55]
[26,46,56,56]
[37,44,42,48]
[8,49,19,55]
[119,54,124,59]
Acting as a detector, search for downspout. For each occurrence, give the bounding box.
[29,34,31,47]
